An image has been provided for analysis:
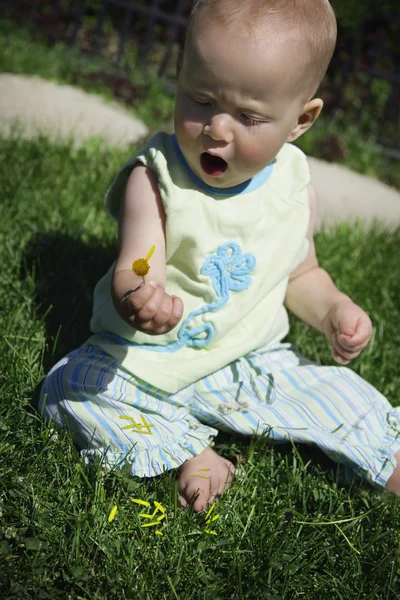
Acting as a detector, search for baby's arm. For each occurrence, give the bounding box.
[112,164,183,334]
[284,184,372,364]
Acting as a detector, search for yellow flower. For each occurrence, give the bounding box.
[132,245,155,278]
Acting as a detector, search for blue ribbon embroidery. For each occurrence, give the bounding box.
[104,241,256,352]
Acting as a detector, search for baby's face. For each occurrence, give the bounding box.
[175,18,311,188]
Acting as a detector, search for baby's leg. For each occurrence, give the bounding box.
[190,346,400,491]
[39,344,219,479]
[273,364,400,489]
[265,362,400,489]
[178,447,234,512]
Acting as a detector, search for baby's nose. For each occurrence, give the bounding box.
[205,114,234,144]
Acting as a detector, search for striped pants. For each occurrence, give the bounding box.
[39,342,400,486]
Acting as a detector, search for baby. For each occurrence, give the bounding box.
[40,0,400,511]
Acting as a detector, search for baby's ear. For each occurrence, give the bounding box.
[287,98,323,142]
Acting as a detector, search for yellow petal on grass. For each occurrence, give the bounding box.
[206,514,220,524]
[155,530,163,536]
[141,521,162,528]
[204,530,217,535]
[145,245,156,261]
[205,502,216,521]
[139,513,155,519]
[131,498,151,507]
[156,514,166,522]
[108,505,118,522]
[154,501,165,514]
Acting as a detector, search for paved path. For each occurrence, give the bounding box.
[1,73,399,229]
[308,157,400,230]
[0,73,148,148]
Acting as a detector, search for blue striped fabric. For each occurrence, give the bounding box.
[39,343,400,486]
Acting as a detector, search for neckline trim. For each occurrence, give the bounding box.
[171,134,274,196]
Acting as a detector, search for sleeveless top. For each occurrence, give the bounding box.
[87,132,310,393]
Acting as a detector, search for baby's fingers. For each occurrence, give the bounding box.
[338,314,372,346]
[137,293,184,334]
[142,295,183,334]
[332,346,351,365]
[331,339,366,364]
[150,294,174,329]
[335,334,368,354]
[124,281,159,313]
[169,295,184,327]
[136,284,170,323]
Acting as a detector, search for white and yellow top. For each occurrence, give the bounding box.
[88,132,310,393]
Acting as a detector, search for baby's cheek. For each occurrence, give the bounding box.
[240,128,284,170]
[180,120,202,141]
[241,141,274,170]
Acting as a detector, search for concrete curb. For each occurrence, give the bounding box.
[308,157,400,230]
[0,73,148,148]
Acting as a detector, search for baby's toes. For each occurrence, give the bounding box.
[179,480,211,512]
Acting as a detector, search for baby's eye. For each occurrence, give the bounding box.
[241,114,264,126]
[191,96,212,106]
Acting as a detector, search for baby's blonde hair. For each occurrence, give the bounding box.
[187,0,337,98]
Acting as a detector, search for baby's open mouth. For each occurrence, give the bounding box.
[200,152,228,176]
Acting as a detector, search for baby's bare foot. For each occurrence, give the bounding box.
[178,447,235,512]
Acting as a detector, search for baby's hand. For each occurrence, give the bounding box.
[322,299,372,364]
[120,281,183,335]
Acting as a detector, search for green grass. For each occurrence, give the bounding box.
[1,133,400,599]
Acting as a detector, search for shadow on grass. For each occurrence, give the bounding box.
[23,230,114,417]
[214,430,365,495]
[26,230,116,369]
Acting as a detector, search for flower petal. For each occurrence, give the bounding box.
[131,498,151,507]
[145,245,156,261]
[108,505,118,522]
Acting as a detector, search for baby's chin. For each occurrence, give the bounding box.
[192,159,246,189]
[199,170,252,189]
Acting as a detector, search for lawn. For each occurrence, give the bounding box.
[1,132,400,599]
[1,18,400,600]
